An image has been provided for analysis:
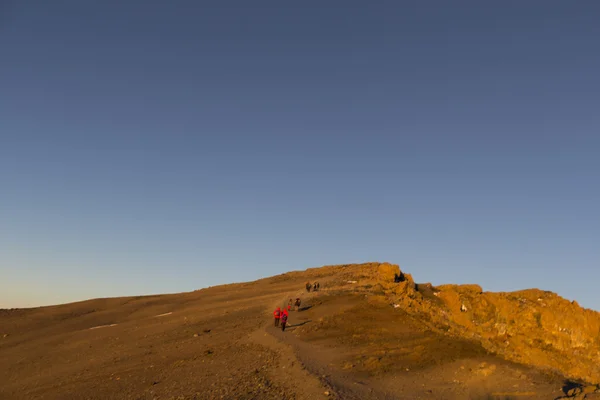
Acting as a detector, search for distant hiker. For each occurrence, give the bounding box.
[294,298,301,311]
[274,307,281,327]
[306,282,312,292]
[313,282,318,291]
[287,298,293,311]
[316,282,320,290]
[281,310,289,332]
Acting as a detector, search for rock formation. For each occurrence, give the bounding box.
[319,262,600,385]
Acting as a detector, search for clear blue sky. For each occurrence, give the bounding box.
[1,1,599,310]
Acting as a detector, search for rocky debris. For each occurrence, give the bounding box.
[2,334,8,338]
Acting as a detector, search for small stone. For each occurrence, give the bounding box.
[193,333,199,337]
[324,391,330,396]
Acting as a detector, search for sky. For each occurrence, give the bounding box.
[1,1,599,310]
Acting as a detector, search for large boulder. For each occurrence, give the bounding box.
[377,263,401,282]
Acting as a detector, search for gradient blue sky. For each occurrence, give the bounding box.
[1,1,599,310]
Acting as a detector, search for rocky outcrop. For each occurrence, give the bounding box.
[322,262,600,385]
[431,287,600,384]
[377,263,400,282]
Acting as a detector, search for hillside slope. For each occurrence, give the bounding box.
[1,262,599,399]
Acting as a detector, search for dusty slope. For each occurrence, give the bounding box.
[0,262,598,399]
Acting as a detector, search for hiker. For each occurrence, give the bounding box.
[305,282,311,292]
[294,298,301,311]
[273,307,281,327]
[287,298,293,311]
[313,282,318,291]
[316,282,320,291]
[281,309,289,332]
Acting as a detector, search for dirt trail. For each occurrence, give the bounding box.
[254,289,377,400]
[246,328,328,400]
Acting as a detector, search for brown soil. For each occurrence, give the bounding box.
[0,264,590,399]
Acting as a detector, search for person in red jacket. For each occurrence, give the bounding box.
[273,307,281,327]
[280,309,289,332]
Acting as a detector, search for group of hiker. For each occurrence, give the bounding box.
[305,281,319,292]
[273,307,288,330]
[273,282,322,332]
[272,297,303,332]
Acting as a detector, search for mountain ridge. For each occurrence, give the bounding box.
[1,262,599,399]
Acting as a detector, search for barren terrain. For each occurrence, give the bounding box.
[1,263,599,399]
